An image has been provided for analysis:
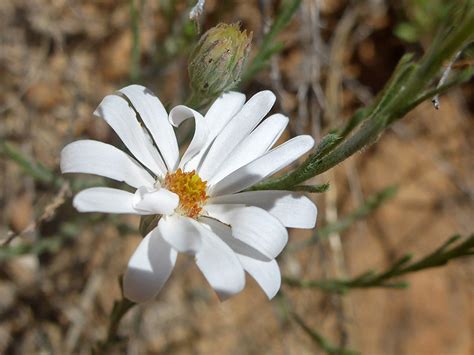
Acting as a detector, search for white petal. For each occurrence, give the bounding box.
[209,191,317,229]
[94,94,167,176]
[184,92,246,171]
[210,135,314,196]
[73,187,138,214]
[200,217,270,261]
[60,140,154,189]
[204,205,288,259]
[205,91,246,140]
[169,105,209,171]
[209,114,289,185]
[239,256,281,299]
[193,220,245,300]
[119,85,179,171]
[200,217,280,299]
[158,215,202,253]
[123,228,177,303]
[132,186,179,215]
[198,91,276,180]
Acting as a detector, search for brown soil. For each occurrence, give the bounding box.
[1,1,473,354]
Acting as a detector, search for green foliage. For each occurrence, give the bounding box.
[289,183,329,193]
[0,236,63,262]
[394,22,419,43]
[251,0,474,191]
[0,141,55,184]
[275,291,359,354]
[0,223,77,261]
[284,234,474,294]
[292,312,360,355]
[394,0,453,43]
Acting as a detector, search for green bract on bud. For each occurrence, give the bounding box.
[188,23,252,104]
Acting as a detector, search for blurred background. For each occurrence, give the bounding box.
[0,0,473,354]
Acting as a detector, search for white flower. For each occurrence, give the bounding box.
[61,85,317,302]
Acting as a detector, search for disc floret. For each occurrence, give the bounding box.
[164,169,208,218]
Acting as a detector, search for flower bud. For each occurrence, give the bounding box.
[188,23,252,103]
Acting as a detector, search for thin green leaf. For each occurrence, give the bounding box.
[284,234,474,293]
[292,312,360,355]
[1,141,55,184]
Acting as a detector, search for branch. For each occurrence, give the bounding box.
[292,312,360,355]
[250,1,474,191]
[284,234,474,294]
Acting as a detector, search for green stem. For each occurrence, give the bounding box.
[291,312,360,354]
[284,234,474,293]
[96,297,136,354]
[393,66,473,119]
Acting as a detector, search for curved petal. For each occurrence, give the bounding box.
[119,85,179,171]
[209,114,289,185]
[169,105,209,171]
[94,94,167,176]
[193,220,245,300]
[60,140,154,189]
[200,217,281,299]
[132,186,179,215]
[123,228,177,303]
[239,256,281,300]
[158,215,202,254]
[73,187,138,214]
[209,191,317,229]
[184,92,246,172]
[200,217,270,261]
[205,91,246,140]
[204,205,288,259]
[210,135,314,196]
[198,91,276,181]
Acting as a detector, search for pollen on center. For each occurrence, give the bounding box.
[164,168,208,218]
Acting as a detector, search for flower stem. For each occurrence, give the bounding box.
[95,296,136,354]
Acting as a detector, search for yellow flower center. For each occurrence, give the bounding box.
[164,168,208,218]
